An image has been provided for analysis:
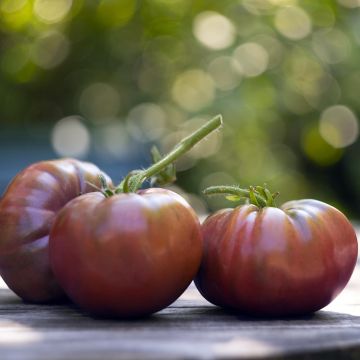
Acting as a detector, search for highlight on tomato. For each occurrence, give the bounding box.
[0,159,111,303]
[49,115,223,318]
[195,184,358,317]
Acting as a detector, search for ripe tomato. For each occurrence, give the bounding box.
[0,159,111,303]
[49,188,202,318]
[195,199,358,316]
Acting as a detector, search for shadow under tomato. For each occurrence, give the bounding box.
[194,304,360,325]
[0,288,22,305]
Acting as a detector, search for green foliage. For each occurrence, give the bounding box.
[1,0,360,214]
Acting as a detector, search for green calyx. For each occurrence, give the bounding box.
[203,184,279,208]
[96,114,223,196]
[85,174,118,198]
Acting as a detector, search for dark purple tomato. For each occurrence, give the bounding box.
[195,199,358,316]
[49,188,202,318]
[0,159,111,303]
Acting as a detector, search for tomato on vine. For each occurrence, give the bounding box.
[49,115,223,317]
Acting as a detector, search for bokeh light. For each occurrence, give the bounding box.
[252,34,284,69]
[193,11,236,50]
[31,31,70,69]
[274,6,312,40]
[171,69,215,111]
[233,42,269,78]
[127,103,167,142]
[96,122,133,160]
[33,0,73,24]
[319,105,359,148]
[51,116,90,157]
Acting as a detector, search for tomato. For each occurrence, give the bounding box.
[49,188,202,318]
[0,159,111,303]
[195,199,358,316]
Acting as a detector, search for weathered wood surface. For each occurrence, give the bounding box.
[1,258,360,359]
[1,269,360,360]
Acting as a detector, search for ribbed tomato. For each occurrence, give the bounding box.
[195,199,358,316]
[49,188,202,318]
[0,159,111,303]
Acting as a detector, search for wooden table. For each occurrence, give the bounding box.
[1,261,360,359]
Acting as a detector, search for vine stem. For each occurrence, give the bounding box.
[119,114,223,193]
[203,185,278,208]
[144,114,222,179]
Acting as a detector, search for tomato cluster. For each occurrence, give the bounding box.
[0,158,202,317]
[0,115,357,318]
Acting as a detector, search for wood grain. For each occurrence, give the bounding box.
[0,253,360,359]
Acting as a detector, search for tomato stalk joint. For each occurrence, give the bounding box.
[203,184,279,208]
[93,114,223,196]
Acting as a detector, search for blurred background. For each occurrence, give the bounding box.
[1,0,360,216]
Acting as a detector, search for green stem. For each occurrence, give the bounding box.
[146,115,222,178]
[203,184,278,208]
[119,114,223,193]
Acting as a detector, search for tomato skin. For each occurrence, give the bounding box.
[0,159,111,303]
[49,188,202,318]
[195,199,358,316]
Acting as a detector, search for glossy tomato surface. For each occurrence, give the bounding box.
[49,188,202,318]
[0,159,111,303]
[195,199,358,316]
